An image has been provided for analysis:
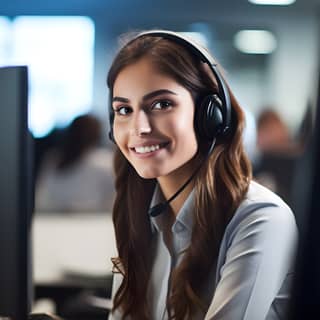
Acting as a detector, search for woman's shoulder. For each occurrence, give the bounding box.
[239,180,293,214]
[224,180,297,243]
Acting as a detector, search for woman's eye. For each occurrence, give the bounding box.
[152,100,172,110]
[114,106,132,116]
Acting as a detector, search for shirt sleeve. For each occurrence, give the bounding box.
[205,204,298,320]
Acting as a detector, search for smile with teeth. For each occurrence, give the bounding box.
[134,144,161,154]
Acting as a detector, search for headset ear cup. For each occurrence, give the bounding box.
[196,94,224,140]
[207,100,224,137]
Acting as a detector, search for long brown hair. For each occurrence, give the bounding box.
[107,33,252,319]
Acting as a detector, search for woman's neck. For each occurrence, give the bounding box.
[157,158,198,217]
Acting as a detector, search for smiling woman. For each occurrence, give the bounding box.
[106,30,298,320]
[112,58,198,180]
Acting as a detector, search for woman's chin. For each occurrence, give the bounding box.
[135,168,162,180]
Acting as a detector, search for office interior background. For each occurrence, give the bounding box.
[1,0,320,318]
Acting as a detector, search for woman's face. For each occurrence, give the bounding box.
[112,57,199,179]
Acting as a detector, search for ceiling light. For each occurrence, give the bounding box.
[234,30,277,54]
[248,0,296,5]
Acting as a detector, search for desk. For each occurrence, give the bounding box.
[32,212,117,283]
[32,213,117,316]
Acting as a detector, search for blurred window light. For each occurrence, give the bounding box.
[0,17,11,63]
[1,16,95,138]
[248,0,296,5]
[234,30,277,54]
[180,32,208,48]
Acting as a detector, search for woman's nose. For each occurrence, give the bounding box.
[130,110,152,136]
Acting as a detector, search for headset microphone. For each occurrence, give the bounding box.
[148,138,216,217]
[148,166,199,217]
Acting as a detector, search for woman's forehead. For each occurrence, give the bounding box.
[113,59,182,96]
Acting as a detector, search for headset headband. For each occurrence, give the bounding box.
[108,30,231,140]
[128,30,231,131]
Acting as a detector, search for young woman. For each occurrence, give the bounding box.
[107,30,298,320]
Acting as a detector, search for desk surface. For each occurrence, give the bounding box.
[32,212,117,285]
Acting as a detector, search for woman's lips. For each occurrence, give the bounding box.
[130,142,170,157]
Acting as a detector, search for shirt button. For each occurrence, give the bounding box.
[174,222,185,233]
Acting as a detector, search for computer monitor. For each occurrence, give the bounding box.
[0,66,33,319]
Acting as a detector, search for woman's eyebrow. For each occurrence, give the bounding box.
[112,96,129,103]
[142,89,177,101]
[112,89,177,104]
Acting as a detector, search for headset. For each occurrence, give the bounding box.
[108,29,231,144]
[108,30,232,216]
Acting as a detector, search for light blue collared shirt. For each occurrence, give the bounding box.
[109,181,298,320]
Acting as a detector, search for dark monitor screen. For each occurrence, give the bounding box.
[288,73,320,317]
[0,66,32,319]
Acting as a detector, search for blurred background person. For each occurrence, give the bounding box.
[253,108,304,206]
[256,108,295,153]
[35,114,115,213]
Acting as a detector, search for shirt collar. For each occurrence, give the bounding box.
[149,184,195,233]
